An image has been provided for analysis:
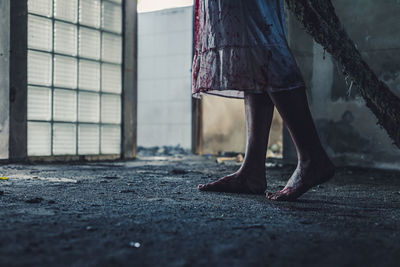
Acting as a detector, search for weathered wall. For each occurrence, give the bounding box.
[137,7,193,148]
[0,0,10,160]
[202,94,283,156]
[285,0,400,169]
[202,95,246,154]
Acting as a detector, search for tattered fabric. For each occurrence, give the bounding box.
[192,0,305,98]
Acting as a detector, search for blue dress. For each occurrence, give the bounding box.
[192,0,305,98]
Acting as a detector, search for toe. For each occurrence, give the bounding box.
[273,192,288,201]
[199,183,215,191]
[271,187,303,202]
[270,193,280,201]
[267,189,289,201]
[266,192,274,199]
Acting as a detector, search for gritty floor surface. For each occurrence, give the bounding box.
[1,155,400,267]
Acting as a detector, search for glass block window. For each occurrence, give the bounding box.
[27,0,123,156]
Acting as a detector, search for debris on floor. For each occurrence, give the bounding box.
[216,153,244,164]
[137,145,190,157]
[129,242,141,248]
[0,156,400,266]
[25,197,44,204]
[170,169,189,175]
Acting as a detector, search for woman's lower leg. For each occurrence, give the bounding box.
[239,92,275,176]
[198,92,274,194]
[266,87,335,201]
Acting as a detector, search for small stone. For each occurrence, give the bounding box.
[236,154,244,162]
[171,169,188,175]
[25,197,44,204]
[86,226,96,231]
[48,200,56,204]
[270,143,281,153]
[129,242,141,248]
[120,189,135,193]
[103,176,119,180]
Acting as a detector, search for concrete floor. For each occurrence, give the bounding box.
[1,155,400,267]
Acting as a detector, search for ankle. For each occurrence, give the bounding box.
[238,164,266,177]
[298,153,333,169]
[298,148,330,164]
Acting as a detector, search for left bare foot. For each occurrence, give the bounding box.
[266,158,335,201]
[198,170,266,195]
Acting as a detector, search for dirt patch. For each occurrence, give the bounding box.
[1,156,400,266]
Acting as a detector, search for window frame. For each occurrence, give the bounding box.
[9,0,138,161]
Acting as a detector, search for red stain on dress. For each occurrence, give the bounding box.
[191,0,305,99]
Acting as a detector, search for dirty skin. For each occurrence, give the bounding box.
[199,158,335,201]
[199,93,272,195]
[266,158,335,201]
[199,88,335,201]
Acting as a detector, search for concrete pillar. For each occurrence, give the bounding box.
[0,0,10,160]
[9,0,28,161]
[122,0,138,159]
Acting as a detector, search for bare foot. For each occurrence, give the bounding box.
[266,159,335,201]
[198,171,266,195]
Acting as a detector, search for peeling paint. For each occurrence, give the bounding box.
[286,0,400,169]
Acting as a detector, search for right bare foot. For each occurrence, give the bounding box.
[198,171,266,195]
[266,157,335,201]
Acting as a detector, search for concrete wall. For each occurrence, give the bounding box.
[285,0,400,169]
[0,0,10,160]
[202,95,247,154]
[202,94,283,156]
[137,7,193,148]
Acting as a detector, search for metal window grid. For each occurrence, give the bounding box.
[27,0,123,156]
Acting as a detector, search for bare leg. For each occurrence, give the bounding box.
[198,92,274,194]
[266,87,335,201]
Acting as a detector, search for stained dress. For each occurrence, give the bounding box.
[192,0,305,98]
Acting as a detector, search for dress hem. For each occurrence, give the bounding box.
[192,82,306,99]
